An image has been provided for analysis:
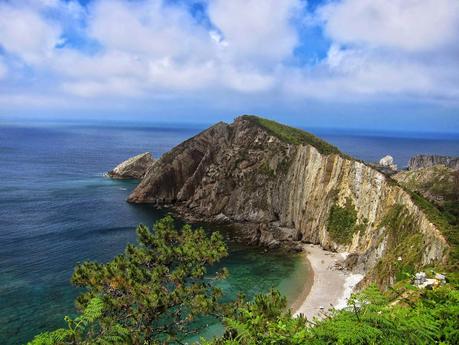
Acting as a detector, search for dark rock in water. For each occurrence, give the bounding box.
[107,152,155,179]
[409,154,459,171]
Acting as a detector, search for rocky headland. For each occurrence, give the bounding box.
[409,154,459,171]
[107,152,155,179]
[120,116,451,289]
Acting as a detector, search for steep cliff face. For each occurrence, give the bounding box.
[108,152,155,179]
[409,154,459,171]
[128,116,449,286]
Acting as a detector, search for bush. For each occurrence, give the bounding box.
[327,199,358,244]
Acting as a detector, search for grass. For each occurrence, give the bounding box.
[386,174,458,270]
[407,190,459,268]
[241,115,351,158]
[327,198,358,244]
[370,205,425,286]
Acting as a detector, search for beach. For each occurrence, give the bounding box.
[292,244,363,319]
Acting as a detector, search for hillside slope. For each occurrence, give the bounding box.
[128,116,450,286]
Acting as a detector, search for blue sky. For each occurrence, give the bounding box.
[0,0,458,132]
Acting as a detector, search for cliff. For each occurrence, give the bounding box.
[394,165,458,205]
[107,152,155,179]
[409,154,459,171]
[127,116,450,286]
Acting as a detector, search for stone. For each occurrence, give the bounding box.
[107,152,155,180]
[124,116,448,287]
[409,154,459,171]
[378,155,398,171]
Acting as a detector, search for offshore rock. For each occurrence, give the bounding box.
[379,155,397,171]
[127,116,449,287]
[409,154,459,171]
[107,152,155,180]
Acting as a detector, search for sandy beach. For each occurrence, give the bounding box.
[292,244,363,320]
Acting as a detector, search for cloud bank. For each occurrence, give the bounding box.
[0,0,458,121]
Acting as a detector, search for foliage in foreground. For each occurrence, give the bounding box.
[29,215,229,345]
[207,279,459,345]
[29,216,459,345]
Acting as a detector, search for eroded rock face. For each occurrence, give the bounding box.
[409,154,459,171]
[107,152,155,180]
[127,116,449,286]
[394,165,458,205]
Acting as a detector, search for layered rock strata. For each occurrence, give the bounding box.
[409,154,459,171]
[107,152,155,179]
[126,116,449,286]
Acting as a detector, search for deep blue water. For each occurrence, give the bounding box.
[0,121,458,344]
[315,129,459,168]
[0,123,309,345]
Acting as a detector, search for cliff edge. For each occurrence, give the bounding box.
[409,154,459,171]
[127,116,451,287]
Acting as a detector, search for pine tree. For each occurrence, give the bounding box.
[29,215,229,345]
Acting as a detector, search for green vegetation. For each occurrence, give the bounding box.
[29,216,229,345]
[29,216,459,345]
[208,279,459,345]
[391,168,459,269]
[408,190,459,268]
[369,205,425,286]
[242,115,348,157]
[327,198,358,244]
[259,161,276,177]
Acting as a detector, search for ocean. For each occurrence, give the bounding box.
[0,121,458,344]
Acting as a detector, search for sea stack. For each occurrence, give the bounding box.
[107,152,155,180]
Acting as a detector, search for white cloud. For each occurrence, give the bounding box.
[208,0,302,65]
[0,2,62,64]
[87,0,214,61]
[0,0,458,112]
[0,57,7,79]
[319,0,459,52]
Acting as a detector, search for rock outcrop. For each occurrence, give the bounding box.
[127,116,450,286]
[107,152,155,179]
[379,155,397,171]
[369,155,398,176]
[409,154,459,171]
[394,165,458,205]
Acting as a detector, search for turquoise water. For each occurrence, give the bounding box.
[1,122,458,344]
[0,124,308,344]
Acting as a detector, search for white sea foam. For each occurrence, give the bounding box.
[335,273,364,310]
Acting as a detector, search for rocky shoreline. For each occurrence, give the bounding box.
[108,115,449,293]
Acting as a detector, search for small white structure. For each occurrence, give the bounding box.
[414,272,427,285]
[379,155,398,170]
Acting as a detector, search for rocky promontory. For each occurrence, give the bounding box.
[409,154,459,171]
[122,116,451,287]
[107,152,155,179]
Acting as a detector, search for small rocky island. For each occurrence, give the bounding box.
[108,116,450,288]
[107,152,155,179]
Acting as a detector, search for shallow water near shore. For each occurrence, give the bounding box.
[1,121,458,344]
[0,124,310,344]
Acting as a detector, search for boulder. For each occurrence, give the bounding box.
[379,155,398,171]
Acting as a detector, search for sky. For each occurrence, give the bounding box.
[0,0,458,132]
